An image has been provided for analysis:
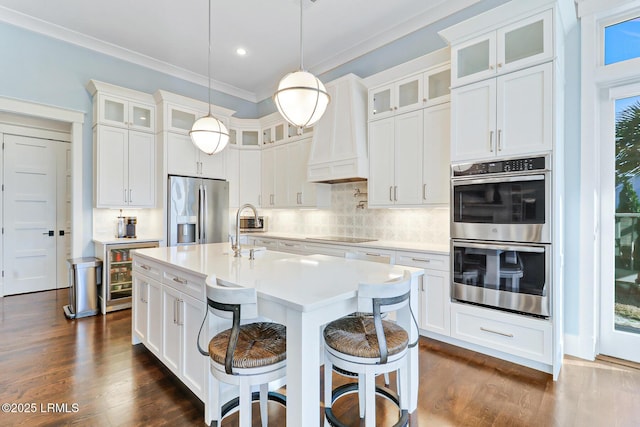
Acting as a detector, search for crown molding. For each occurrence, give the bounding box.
[0,6,259,103]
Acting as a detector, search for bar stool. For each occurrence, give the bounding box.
[198,276,287,427]
[323,271,416,427]
[341,251,393,416]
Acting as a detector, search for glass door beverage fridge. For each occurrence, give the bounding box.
[96,241,159,313]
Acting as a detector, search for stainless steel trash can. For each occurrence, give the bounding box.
[63,257,102,319]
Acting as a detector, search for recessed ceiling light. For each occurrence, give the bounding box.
[236,47,247,56]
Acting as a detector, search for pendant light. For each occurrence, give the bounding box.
[273,0,330,129]
[190,0,229,155]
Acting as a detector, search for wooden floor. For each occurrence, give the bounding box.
[1,289,639,427]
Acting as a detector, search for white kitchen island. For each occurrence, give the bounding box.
[131,242,424,427]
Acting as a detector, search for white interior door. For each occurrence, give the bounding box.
[56,141,71,288]
[3,134,57,295]
[600,85,640,363]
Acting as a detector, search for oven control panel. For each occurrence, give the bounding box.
[452,156,547,177]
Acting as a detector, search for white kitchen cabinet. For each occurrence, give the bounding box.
[164,104,200,134]
[95,126,155,208]
[450,302,552,364]
[422,103,450,205]
[161,273,207,400]
[133,275,149,342]
[261,147,276,207]
[146,278,163,356]
[451,9,552,87]
[369,110,424,207]
[166,132,226,179]
[261,139,329,208]
[262,122,286,145]
[95,93,155,132]
[239,149,261,207]
[133,257,208,400]
[132,271,163,356]
[369,73,423,121]
[451,62,552,162]
[368,65,451,122]
[226,147,239,208]
[395,251,451,336]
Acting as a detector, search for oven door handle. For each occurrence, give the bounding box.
[453,240,546,253]
[452,173,546,186]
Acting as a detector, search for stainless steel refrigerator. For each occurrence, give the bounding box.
[168,175,229,246]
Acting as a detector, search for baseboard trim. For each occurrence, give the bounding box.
[596,355,640,370]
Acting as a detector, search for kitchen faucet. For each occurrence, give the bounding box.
[233,203,258,257]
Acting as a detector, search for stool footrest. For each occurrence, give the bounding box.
[212,391,286,426]
[325,383,408,427]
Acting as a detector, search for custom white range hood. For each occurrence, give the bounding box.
[307,73,369,183]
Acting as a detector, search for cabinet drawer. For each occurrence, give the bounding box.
[133,257,163,281]
[450,303,552,364]
[250,238,279,250]
[277,240,308,254]
[304,243,348,258]
[345,248,395,264]
[163,269,205,300]
[395,251,449,271]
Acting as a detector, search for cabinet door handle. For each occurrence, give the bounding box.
[489,130,494,152]
[389,186,393,202]
[489,64,495,70]
[124,189,128,204]
[480,327,514,338]
[258,195,261,206]
[172,277,187,285]
[270,194,274,205]
[173,299,177,324]
[140,264,151,271]
[497,63,503,68]
[423,184,427,200]
[129,189,132,203]
[497,129,502,151]
[177,300,184,326]
[365,253,382,257]
[394,186,398,201]
[411,257,430,263]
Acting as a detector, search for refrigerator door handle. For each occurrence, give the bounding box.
[197,184,204,244]
[201,184,208,243]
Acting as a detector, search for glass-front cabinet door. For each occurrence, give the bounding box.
[497,9,553,75]
[168,106,197,133]
[453,34,496,87]
[451,9,553,88]
[369,85,393,120]
[425,67,451,106]
[369,74,423,121]
[98,94,154,132]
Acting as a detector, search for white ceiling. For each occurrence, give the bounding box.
[0,0,482,102]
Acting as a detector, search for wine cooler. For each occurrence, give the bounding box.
[97,241,159,313]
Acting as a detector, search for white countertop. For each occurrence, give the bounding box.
[134,243,423,312]
[93,235,163,245]
[246,232,450,254]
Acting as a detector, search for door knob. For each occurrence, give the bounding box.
[43,230,54,236]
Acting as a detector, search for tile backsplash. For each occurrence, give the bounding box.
[260,182,449,244]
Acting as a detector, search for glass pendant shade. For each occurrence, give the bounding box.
[189,114,229,155]
[273,70,330,129]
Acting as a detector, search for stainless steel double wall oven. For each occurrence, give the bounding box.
[450,155,551,317]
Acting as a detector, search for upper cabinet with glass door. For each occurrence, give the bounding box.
[369,65,451,121]
[451,9,553,88]
[96,93,155,133]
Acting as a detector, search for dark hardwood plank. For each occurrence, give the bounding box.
[1,289,639,426]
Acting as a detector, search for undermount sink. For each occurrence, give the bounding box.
[306,236,377,244]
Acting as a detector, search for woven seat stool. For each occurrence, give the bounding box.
[323,271,417,427]
[198,276,287,427]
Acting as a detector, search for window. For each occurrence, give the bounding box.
[604,16,640,65]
